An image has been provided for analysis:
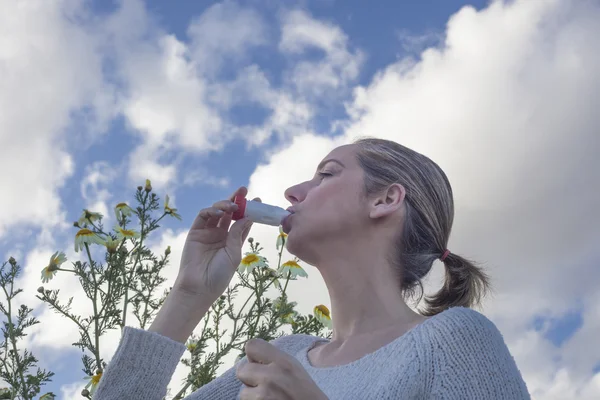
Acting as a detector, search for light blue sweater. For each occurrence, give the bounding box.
[94,307,530,399]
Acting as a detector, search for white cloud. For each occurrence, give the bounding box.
[79,161,120,225]
[243,0,600,398]
[181,169,231,189]
[396,28,443,55]
[0,0,110,237]
[188,1,268,75]
[279,9,364,98]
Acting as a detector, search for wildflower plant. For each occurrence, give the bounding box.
[0,258,54,400]
[3,181,332,399]
[35,183,172,398]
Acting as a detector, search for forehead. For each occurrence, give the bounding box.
[320,144,358,165]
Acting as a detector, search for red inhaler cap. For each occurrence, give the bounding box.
[232,196,247,220]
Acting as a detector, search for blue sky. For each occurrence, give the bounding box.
[1,0,600,398]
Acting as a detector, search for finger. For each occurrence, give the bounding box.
[239,385,266,400]
[236,361,270,388]
[193,200,238,230]
[204,215,222,229]
[239,197,260,242]
[212,199,238,229]
[229,186,248,202]
[245,338,286,365]
[193,208,225,229]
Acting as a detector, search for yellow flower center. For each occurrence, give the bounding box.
[116,202,128,209]
[119,228,136,237]
[241,254,259,264]
[282,260,300,269]
[315,305,331,318]
[91,372,102,385]
[76,229,95,238]
[45,264,58,273]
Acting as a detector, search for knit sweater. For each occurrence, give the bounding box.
[94,307,530,399]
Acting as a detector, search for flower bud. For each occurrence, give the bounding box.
[144,179,152,192]
[248,237,254,244]
[73,221,80,228]
[37,286,44,294]
[81,388,90,396]
[8,257,16,266]
[220,295,226,301]
[165,246,171,256]
[137,186,143,191]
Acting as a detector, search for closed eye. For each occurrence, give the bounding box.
[317,171,333,179]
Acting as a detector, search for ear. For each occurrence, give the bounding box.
[368,183,406,219]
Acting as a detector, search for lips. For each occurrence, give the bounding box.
[281,210,294,234]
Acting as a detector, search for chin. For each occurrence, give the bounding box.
[284,230,320,267]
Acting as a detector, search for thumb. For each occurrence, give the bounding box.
[228,218,253,246]
[228,197,261,245]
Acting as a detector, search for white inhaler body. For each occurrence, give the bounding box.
[232,196,291,227]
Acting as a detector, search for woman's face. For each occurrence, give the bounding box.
[282,144,372,265]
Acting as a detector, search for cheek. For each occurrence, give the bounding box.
[304,191,360,232]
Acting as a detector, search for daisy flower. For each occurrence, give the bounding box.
[74,229,105,252]
[278,260,308,279]
[114,226,141,240]
[238,252,267,274]
[144,179,152,192]
[77,209,103,227]
[186,339,198,353]
[281,310,299,324]
[114,202,134,221]
[104,236,121,254]
[164,195,182,220]
[272,296,297,311]
[84,371,102,396]
[314,305,333,329]
[272,297,298,324]
[40,251,67,283]
[264,268,281,289]
[276,226,287,250]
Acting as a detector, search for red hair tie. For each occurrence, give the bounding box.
[440,249,451,262]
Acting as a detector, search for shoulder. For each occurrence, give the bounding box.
[424,306,510,362]
[420,307,531,399]
[428,306,502,340]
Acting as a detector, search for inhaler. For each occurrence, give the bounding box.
[231,196,291,227]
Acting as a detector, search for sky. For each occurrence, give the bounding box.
[1,0,599,398]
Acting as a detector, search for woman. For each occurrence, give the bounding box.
[95,138,530,399]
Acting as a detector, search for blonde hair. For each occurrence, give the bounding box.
[354,137,490,316]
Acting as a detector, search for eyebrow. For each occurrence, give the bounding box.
[317,159,346,171]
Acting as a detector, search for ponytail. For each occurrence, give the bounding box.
[421,252,491,317]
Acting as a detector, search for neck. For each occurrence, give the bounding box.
[315,241,424,342]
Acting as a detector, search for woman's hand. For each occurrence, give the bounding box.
[149,187,256,342]
[236,339,328,400]
[175,186,256,300]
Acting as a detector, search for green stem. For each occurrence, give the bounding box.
[85,244,102,371]
[2,280,29,400]
[97,241,126,325]
[122,196,154,328]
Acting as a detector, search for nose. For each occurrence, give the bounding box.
[284,182,308,205]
